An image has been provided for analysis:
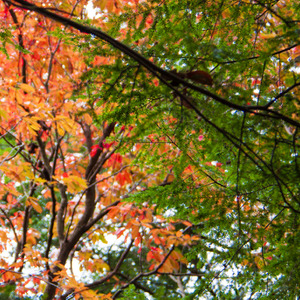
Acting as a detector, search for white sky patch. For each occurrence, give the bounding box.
[290,66,300,73]
[164,208,177,217]
[211,161,218,166]
[86,1,99,18]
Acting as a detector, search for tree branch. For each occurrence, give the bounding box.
[112,245,175,299]
[61,240,134,299]
[7,0,299,129]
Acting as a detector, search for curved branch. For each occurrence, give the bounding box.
[0,207,19,254]
[61,240,134,299]
[8,5,27,83]
[16,183,36,271]
[264,82,300,108]
[112,245,175,299]
[216,44,299,65]
[7,0,300,129]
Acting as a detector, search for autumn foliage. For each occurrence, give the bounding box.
[0,0,299,299]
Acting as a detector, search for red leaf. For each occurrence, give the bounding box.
[103,141,114,149]
[116,170,132,186]
[90,145,102,157]
[198,135,204,141]
[111,153,123,164]
[105,153,123,168]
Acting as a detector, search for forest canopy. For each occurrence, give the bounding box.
[0,0,299,299]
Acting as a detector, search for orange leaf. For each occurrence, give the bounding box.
[176,231,183,237]
[19,83,35,93]
[131,225,140,239]
[26,197,42,213]
[182,220,192,226]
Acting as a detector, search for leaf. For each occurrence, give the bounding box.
[0,108,8,121]
[61,175,88,193]
[99,234,108,244]
[184,70,213,86]
[19,83,35,93]
[94,0,108,10]
[54,115,76,134]
[115,170,132,186]
[90,144,102,157]
[176,231,183,237]
[131,225,140,239]
[169,70,213,86]
[24,115,41,133]
[0,0,299,297]
[26,197,42,213]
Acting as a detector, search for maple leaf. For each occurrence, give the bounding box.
[115,170,132,186]
[90,144,102,157]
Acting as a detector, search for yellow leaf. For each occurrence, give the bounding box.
[64,91,73,99]
[24,115,41,132]
[15,90,23,105]
[254,256,263,269]
[0,108,8,121]
[94,260,110,272]
[94,0,108,10]
[19,83,35,93]
[34,177,47,184]
[241,259,249,266]
[54,115,76,134]
[0,88,9,95]
[0,164,29,182]
[62,175,87,193]
[26,234,37,245]
[99,234,108,244]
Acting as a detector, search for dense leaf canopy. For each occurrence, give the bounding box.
[0,0,299,299]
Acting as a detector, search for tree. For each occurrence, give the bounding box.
[0,0,299,299]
